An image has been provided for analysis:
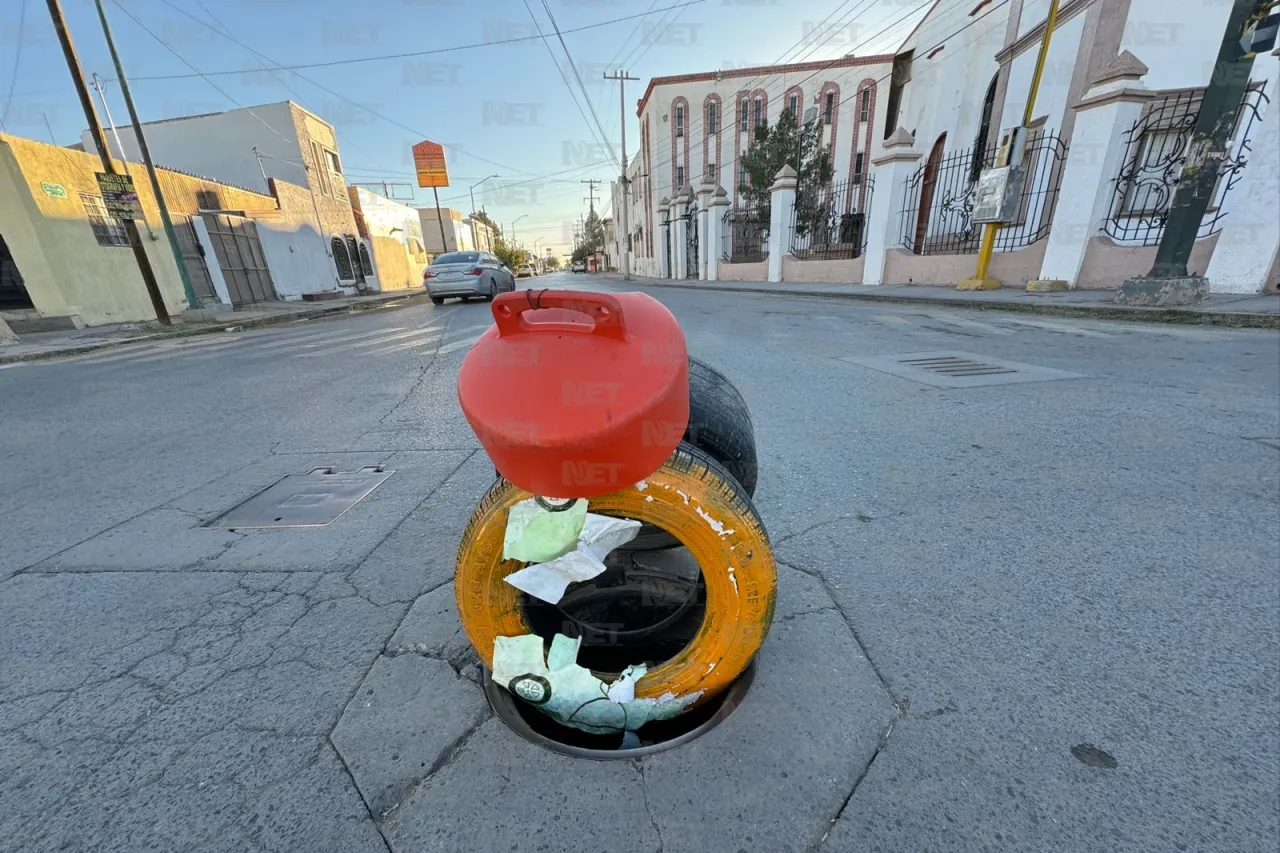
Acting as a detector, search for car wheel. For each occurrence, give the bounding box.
[430,296,445,305]
[485,278,497,302]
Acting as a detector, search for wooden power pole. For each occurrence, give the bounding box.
[46,0,172,324]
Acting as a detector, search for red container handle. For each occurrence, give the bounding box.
[492,290,627,341]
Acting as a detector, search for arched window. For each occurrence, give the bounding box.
[345,236,363,281]
[358,242,374,277]
[971,73,1000,183]
[332,237,353,280]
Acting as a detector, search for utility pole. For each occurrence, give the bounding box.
[605,71,639,280]
[89,74,126,162]
[46,0,172,324]
[581,179,600,215]
[1117,0,1276,304]
[92,0,200,311]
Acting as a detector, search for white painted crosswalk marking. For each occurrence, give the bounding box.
[434,336,483,355]
[248,325,412,352]
[295,327,431,356]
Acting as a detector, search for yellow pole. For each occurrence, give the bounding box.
[960,0,1062,291]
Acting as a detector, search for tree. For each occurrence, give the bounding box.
[545,256,562,269]
[471,210,501,237]
[582,210,607,254]
[491,236,523,270]
[739,108,834,235]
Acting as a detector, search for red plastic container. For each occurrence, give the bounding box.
[458,290,689,498]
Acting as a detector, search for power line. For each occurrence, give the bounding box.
[119,0,709,81]
[538,0,618,168]
[1,0,29,129]
[106,1,298,149]
[182,0,409,186]
[129,0,541,180]
[520,0,618,169]
[639,0,983,183]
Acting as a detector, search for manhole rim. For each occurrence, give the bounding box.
[484,659,756,761]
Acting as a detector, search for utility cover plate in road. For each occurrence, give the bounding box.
[212,466,394,528]
[840,351,1084,388]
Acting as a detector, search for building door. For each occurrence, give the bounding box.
[201,213,277,306]
[174,217,218,305]
[914,133,947,254]
[0,233,33,310]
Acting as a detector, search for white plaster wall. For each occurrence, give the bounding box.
[1000,13,1085,133]
[80,102,301,196]
[254,218,335,300]
[898,1,1009,156]
[1121,0,1235,91]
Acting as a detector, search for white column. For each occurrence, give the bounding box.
[1032,52,1154,290]
[672,192,690,280]
[697,181,714,280]
[863,128,922,286]
[767,165,797,283]
[706,187,729,282]
[657,196,671,279]
[1206,57,1280,294]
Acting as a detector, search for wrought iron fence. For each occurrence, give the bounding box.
[721,204,769,263]
[899,132,1067,255]
[789,176,874,259]
[1104,84,1269,246]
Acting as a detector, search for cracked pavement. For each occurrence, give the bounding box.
[2,273,1277,852]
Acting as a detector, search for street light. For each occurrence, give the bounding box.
[469,174,499,250]
[510,214,528,246]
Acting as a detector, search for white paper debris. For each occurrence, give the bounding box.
[504,513,642,605]
[502,497,588,563]
[493,633,701,734]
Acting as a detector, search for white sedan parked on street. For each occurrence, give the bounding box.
[424,251,516,304]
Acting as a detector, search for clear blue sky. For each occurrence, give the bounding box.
[1,0,926,254]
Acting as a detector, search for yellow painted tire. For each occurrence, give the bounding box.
[455,442,776,706]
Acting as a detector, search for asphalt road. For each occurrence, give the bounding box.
[1,271,1276,853]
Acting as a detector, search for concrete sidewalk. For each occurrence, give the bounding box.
[633,278,1280,328]
[0,289,429,365]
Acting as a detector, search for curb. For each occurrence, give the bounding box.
[640,281,1280,330]
[0,291,430,365]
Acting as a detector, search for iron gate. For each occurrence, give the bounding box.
[174,217,218,305]
[201,213,277,306]
[683,201,698,279]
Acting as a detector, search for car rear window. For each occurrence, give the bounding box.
[434,252,480,265]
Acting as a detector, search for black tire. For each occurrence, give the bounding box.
[430,296,445,305]
[685,356,757,496]
[485,278,497,302]
[621,356,756,551]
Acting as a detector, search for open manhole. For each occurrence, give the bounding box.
[486,659,753,760]
[488,528,753,758]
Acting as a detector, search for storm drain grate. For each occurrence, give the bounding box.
[839,351,1085,388]
[896,355,1019,377]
